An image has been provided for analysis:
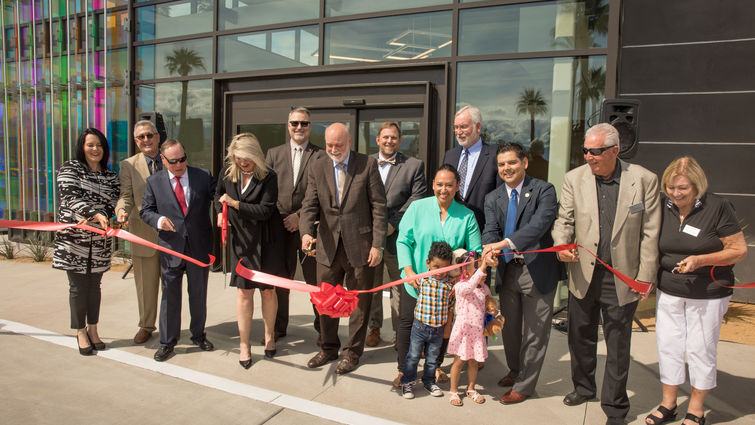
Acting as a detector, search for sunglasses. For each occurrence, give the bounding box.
[136,132,156,140]
[289,121,310,128]
[164,155,187,165]
[582,146,615,156]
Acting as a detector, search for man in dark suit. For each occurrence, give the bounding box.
[365,122,426,347]
[115,120,162,344]
[265,107,322,342]
[140,139,217,362]
[482,142,560,404]
[443,104,501,230]
[300,123,387,375]
[552,124,660,425]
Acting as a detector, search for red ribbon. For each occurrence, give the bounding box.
[710,265,755,288]
[221,202,228,248]
[0,219,215,267]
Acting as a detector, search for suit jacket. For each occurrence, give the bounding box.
[300,151,387,268]
[115,152,158,257]
[482,175,562,294]
[369,152,427,255]
[443,142,502,228]
[265,141,323,217]
[552,160,661,306]
[213,167,286,276]
[140,166,216,268]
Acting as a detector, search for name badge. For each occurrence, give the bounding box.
[682,224,701,237]
[628,202,644,214]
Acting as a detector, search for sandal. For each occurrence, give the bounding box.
[449,392,463,407]
[466,390,486,404]
[683,413,705,425]
[645,405,677,425]
[436,369,449,383]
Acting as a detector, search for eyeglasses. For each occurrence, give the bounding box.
[582,146,615,156]
[289,121,310,128]
[136,132,155,140]
[164,155,187,165]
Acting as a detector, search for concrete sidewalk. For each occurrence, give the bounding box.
[1,260,753,425]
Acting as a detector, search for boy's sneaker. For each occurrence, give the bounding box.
[425,383,443,397]
[401,383,415,399]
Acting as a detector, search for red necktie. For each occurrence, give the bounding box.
[174,176,188,215]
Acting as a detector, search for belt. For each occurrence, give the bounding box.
[510,257,525,265]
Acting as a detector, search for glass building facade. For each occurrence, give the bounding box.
[1,0,611,222]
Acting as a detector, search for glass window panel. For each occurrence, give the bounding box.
[218,26,318,73]
[456,55,606,182]
[219,0,318,31]
[136,38,212,80]
[135,80,213,171]
[105,10,129,47]
[459,0,609,56]
[325,0,451,17]
[324,11,452,65]
[136,0,213,41]
[359,120,420,159]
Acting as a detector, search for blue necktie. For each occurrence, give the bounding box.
[458,148,469,197]
[503,189,518,263]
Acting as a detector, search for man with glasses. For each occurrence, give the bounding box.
[443,105,501,231]
[115,120,163,344]
[141,139,217,362]
[265,107,323,343]
[552,123,660,425]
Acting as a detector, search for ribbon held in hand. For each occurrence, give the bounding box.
[221,201,228,247]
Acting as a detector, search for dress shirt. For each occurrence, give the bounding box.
[457,138,482,199]
[291,141,308,185]
[503,180,525,258]
[595,161,621,268]
[332,152,351,202]
[377,152,396,184]
[145,154,162,174]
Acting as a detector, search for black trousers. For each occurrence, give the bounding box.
[274,229,319,334]
[568,267,638,419]
[67,271,103,329]
[396,284,448,372]
[317,239,374,359]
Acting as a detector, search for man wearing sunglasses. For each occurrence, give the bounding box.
[115,120,163,345]
[265,107,323,344]
[552,123,661,425]
[141,139,217,362]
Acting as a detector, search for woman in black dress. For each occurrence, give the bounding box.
[215,133,285,368]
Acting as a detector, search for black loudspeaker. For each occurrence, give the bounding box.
[137,112,168,145]
[599,99,640,159]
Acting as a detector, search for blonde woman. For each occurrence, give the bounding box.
[215,133,286,368]
[645,157,747,425]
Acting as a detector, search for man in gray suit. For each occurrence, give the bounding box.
[115,120,162,344]
[365,122,426,347]
[265,107,322,342]
[482,142,560,404]
[552,123,660,425]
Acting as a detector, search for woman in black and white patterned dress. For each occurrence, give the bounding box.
[52,128,119,355]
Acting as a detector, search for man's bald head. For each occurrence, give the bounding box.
[325,123,352,162]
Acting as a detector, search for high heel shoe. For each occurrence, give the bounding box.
[78,337,94,356]
[264,349,276,359]
[88,334,106,351]
[239,356,253,369]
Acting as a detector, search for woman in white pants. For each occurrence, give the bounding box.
[645,157,747,425]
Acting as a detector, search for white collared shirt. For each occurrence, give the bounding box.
[333,152,351,202]
[157,170,190,229]
[377,152,396,184]
[504,179,524,255]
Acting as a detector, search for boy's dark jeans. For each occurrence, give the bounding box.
[401,318,443,387]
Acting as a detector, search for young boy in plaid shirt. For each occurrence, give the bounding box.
[401,241,455,399]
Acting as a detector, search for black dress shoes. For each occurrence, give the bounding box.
[192,338,214,351]
[563,391,596,406]
[154,346,174,362]
[88,334,106,351]
[239,358,253,369]
[307,351,337,368]
[264,349,276,358]
[78,339,94,356]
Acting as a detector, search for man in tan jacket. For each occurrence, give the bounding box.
[115,120,162,344]
[552,123,660,425]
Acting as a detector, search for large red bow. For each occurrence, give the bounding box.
[310,282,360,318]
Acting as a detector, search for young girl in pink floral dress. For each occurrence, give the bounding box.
[447,250,498,406]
